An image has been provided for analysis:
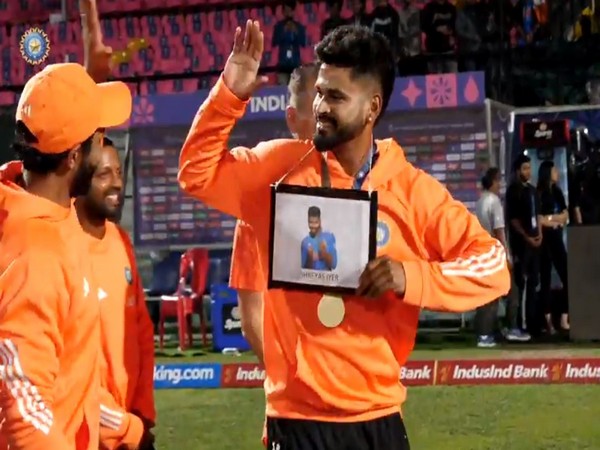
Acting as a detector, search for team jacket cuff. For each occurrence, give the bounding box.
[400,260,425,308]
[209,75,249,118]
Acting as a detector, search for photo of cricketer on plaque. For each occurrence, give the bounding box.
[268,184,377,294]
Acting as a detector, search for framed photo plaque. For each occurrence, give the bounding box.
[267,184,378,295]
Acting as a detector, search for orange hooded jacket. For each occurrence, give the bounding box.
[0,165,101,450]
[0,162,156,450]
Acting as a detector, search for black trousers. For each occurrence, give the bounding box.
[267,413,410,450]
[513,246,541,335]
[540,233,569,315]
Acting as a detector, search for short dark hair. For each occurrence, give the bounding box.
[288,63,319,107]
[512,153,531,172]
[103,136,115,147]
[315,25,396,124]
[481,167,500,190]
[13,121,93,175]
[308,206,321,218]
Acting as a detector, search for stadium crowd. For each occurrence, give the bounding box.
[0,0,599,103]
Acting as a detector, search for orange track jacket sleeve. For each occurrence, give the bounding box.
[177,76,311,222]
[98,388,144,450]
[401,174,510,312]
[120,229,156,426]
[0,250,71,450]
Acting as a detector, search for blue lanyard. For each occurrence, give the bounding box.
[353,148,379,190]
[320,146,378,189]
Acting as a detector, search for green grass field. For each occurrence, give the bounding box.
[151,345,600,450]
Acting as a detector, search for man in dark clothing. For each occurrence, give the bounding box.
[273,1,307,85]
[370,0,401,58]
[321,0,348,38]
[505,154,543,336]
[421,0,457,73]
[349,0,371,28]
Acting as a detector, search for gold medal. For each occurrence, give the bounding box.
[317,294,345,328]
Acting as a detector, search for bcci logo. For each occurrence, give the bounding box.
[20,28,50,65]
[376,220,390,248]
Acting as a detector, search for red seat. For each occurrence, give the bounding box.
[159,249,210,351]
[0,91,14,106]
[182,78,197,92]
[143,0,165,8]
[121,0,142,11]
[99,0,122,13]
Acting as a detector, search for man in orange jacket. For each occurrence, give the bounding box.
[0,131,156,450]
[0,62,132,450]
[77,4,157,448]
[74,137,157,450]
[179,21,510,450]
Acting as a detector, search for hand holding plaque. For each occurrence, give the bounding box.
[357,256,406,299]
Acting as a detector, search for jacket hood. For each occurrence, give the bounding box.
[322,138,408,189]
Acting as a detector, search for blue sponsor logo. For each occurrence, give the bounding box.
[153,363,221,389]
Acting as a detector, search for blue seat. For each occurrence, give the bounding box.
[144,251,181,329]
[207,259,224,290]
[145,251,182,297]
[213,11,224,31]
[191,13,202,33]
[125,16,135,38]
[173,79,183,92]
[102,19,114,39]
[58,22,68,43]
[143,58,153,73]
[118,62,129,76]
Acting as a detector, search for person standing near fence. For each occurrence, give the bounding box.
[178,21,509,450]
[506,154,543,337]
[474,168,531,347]
[536,160,570,334]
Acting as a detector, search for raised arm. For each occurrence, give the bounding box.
[80,0,113,83]
[178,21,312,221]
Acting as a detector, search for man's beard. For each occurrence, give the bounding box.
[313,118,364,152]
[81,193,121,223]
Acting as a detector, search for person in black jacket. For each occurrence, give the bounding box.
[421,0,457,73]
[536,160,570,333]
[506,154,542,336]
[349,0,372,28]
